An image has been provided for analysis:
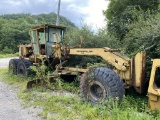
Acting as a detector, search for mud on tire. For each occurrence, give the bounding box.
[80,67,125,104]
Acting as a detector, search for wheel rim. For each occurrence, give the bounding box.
[89,81,106,102]
[18,64,25,75]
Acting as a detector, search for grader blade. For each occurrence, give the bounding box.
[26,79,41,89]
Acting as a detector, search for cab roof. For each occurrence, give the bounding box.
[31,24,66,30]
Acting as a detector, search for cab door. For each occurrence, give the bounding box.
[30,30,40,55]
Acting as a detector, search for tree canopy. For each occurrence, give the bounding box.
[104,0,159,40]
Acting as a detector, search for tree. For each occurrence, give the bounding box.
[104,0,160,40]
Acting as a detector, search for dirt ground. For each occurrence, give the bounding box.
[0,58,43,120]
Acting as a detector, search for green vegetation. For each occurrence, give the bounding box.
[0,67,160,120]
[0,68,27,90]
[104,0,159,41]
[0,52,18,58]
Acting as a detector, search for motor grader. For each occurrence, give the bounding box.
[8,24,160,110]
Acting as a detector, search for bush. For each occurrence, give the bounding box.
[1,46,13,54]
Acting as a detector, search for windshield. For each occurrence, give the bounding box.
[47,27,64,43]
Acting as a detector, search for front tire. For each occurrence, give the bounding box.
[17,60,33,76]
[80,67,125,104]
[8,59,21,75]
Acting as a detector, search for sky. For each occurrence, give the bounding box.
[0,0,109,30]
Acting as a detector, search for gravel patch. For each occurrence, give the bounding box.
[0,80,44,120]
[0,57,18,68]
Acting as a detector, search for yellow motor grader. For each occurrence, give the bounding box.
[8,24,160,110]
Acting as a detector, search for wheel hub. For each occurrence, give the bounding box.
[19,64,25,75]
[89,81,106,102]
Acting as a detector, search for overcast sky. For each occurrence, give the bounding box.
[0,0,109,30]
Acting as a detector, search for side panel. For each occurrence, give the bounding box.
[131,51,146,94]
[19,45,32,57]
[148,94,160,110]
[148,59,160,110]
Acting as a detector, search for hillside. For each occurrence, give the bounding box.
[0,13,76,53]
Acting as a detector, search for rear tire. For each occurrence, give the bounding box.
[17,60,33,76]
[80,67,125,104]
[8,59,21,75]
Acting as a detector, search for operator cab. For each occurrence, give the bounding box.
[30,24,65,57]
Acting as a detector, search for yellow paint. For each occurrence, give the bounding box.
[148,59,160,110]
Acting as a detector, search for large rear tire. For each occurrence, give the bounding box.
[80,67,125,104]
[8,59,21,75]
[17,60,33,76]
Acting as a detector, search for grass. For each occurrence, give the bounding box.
[0,68,27,90]
[0,52,18,58]
[0,67,160,120]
